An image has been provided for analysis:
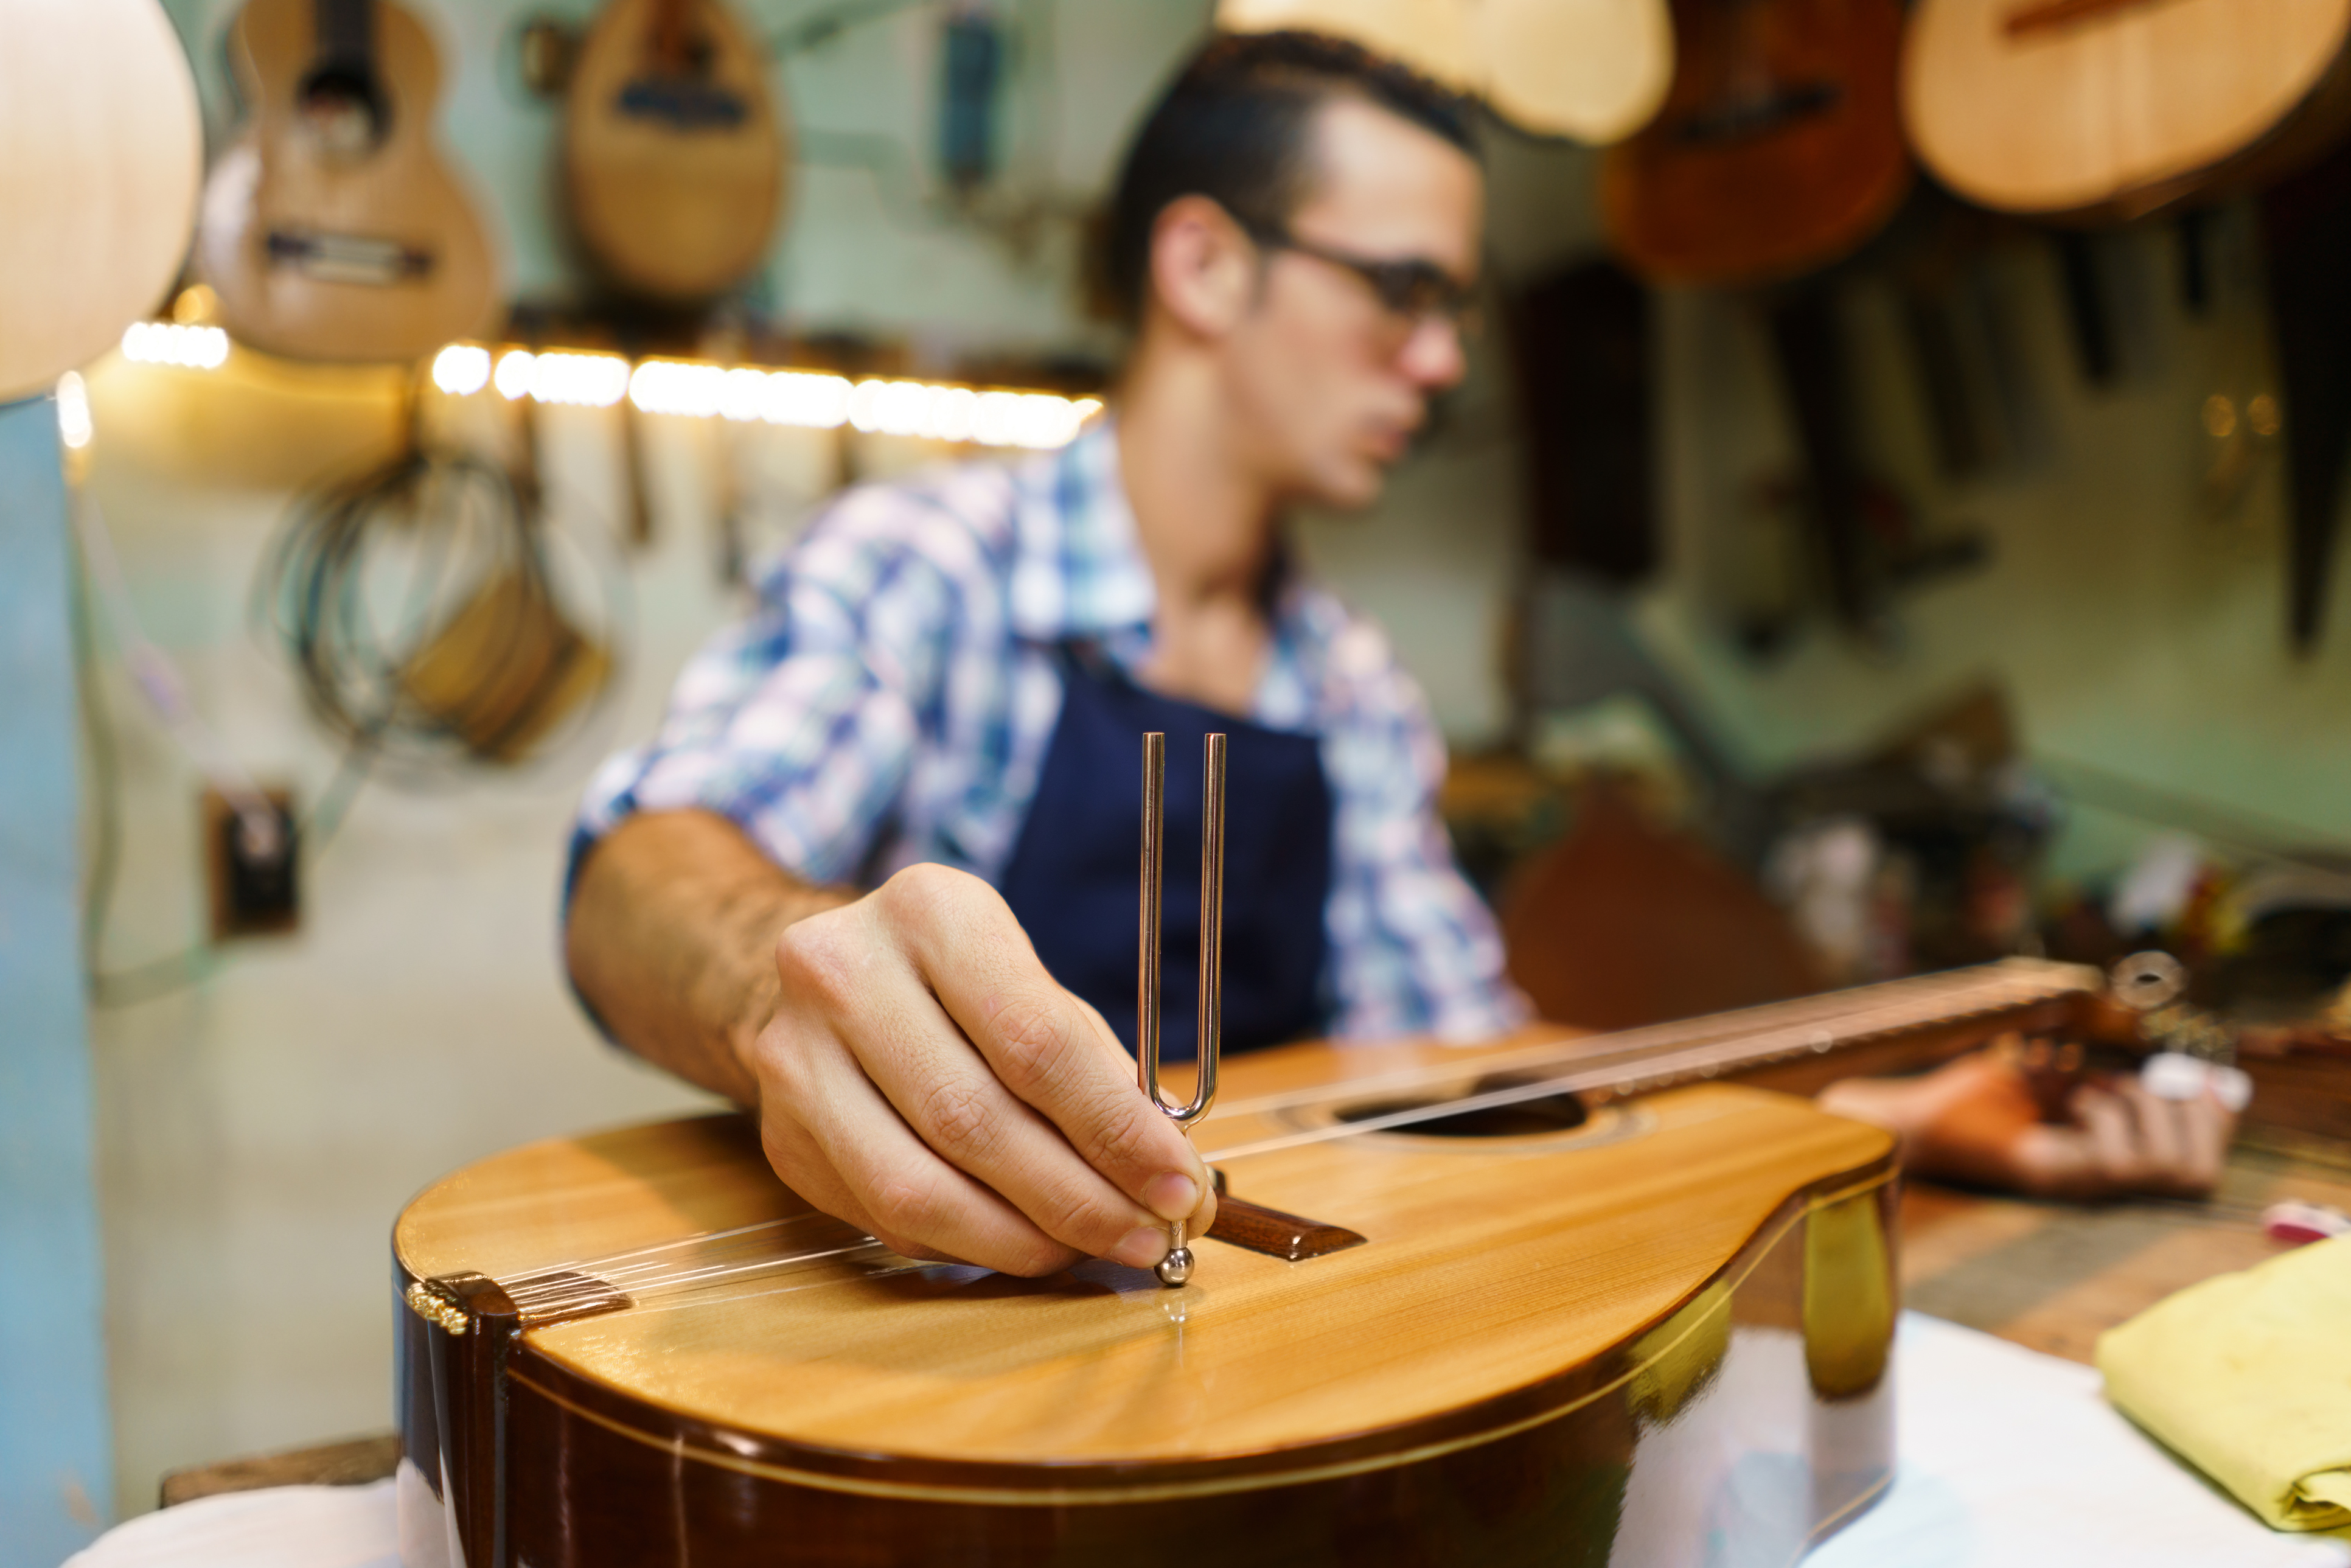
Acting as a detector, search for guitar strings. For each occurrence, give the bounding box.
[1206,961,2067,1121]
[488,960,2095,1313]
[1202,961,2089,1161]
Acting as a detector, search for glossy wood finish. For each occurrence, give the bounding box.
[1903,0,2351,219]
[196,0,498,363]
[395,1031,1900,1566]
[0,0,202,399]
[562,0,789,304]
[1600,0,1912,285]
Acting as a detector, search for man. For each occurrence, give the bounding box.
[566,32,1522,1280]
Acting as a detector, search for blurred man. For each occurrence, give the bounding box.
[566,31,2234,1279]
[566,33,1522,1277]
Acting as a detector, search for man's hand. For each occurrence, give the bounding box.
[565,811,1214,1280]
[1817,1041,2238,1201]
[748,862,1215,1275]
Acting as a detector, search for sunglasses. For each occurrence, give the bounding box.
[1245,224,1482,336]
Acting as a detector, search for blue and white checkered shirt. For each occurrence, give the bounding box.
[575,422,1527,1042]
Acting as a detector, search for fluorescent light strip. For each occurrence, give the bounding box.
[56,371,94,449]
[625,357,1102,450]
[118,331,1105,452]
[120,321,230,369]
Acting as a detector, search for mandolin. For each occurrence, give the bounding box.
[389,957,2163,1568]
[1600,0,1912,287]
[563,0,790,305]
[1902,0,2351,221]
[196,0,497,364]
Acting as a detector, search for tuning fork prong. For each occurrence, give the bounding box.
[1137,730,1224,1287]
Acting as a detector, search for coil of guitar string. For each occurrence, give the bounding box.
[253,430,628,778]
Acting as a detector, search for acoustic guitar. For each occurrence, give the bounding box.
[390,956,2156,1568]
[1902,0,2351,221]
[0,0,203,401]
[563,0,790,304]
[1600,0,1912,286]
[1214,0,1676,146]
[197,0,496,365]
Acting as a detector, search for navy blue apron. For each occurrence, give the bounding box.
[996,650,1333,1058]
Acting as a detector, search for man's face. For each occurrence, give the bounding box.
[1222,97,1483,510]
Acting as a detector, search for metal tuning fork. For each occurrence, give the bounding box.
[1137,730,1224,1288]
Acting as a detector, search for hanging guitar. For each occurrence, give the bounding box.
[1600,0,1912,286]
[1214,0,1677,147]
[197,0,498,364]
[563,0,790,304]
[1901,0,2351,221]
[0,0,203,400]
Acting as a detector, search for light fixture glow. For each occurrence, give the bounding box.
[526,350,632,408]
[120,321,229,370]
[114,326,1103,451]
[840,377,1098,448]
[630,360,857,431]
[494,349,536,400]
[56,371,92,450]
[432,343,492,396]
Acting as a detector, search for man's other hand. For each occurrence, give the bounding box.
[1817,1041,2237,1201]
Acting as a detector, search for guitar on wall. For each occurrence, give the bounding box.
[563,0,790,305]
[0,0,202,400]
[197,0,498,364]
[1901,0,2351,221]
[1214,0,1677,147]
[1600,0,1912,287]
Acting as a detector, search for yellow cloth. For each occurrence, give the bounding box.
[2097,1235,2351,1531]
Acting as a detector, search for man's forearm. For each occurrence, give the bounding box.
[565,809,852,1104]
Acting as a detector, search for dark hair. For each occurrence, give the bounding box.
[1102,30,1479,322]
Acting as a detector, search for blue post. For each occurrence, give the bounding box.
[0,392,114,1561]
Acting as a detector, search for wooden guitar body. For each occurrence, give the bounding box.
[197,0,496,363]
[1214,0,1676,145]
[1903,0,2351,220]
[394,1052,1900,1566]
[1600,0,1912,285]
[563,0,789,304]
[0,0,202,400]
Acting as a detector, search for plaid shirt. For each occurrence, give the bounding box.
[576,423,1527,1042]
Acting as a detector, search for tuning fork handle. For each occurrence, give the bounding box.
[1137,730,1224,1286]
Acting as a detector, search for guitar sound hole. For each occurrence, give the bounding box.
[1336,1073,1590,1138]
[299,68,389,155]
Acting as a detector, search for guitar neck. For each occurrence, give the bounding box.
[314,0,374,73]
[1200,959,2103,1162]
[1584,956,2101,1096]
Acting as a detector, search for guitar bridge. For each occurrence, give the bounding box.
[267,228,434,287]
[1205,1192,1366,1263]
